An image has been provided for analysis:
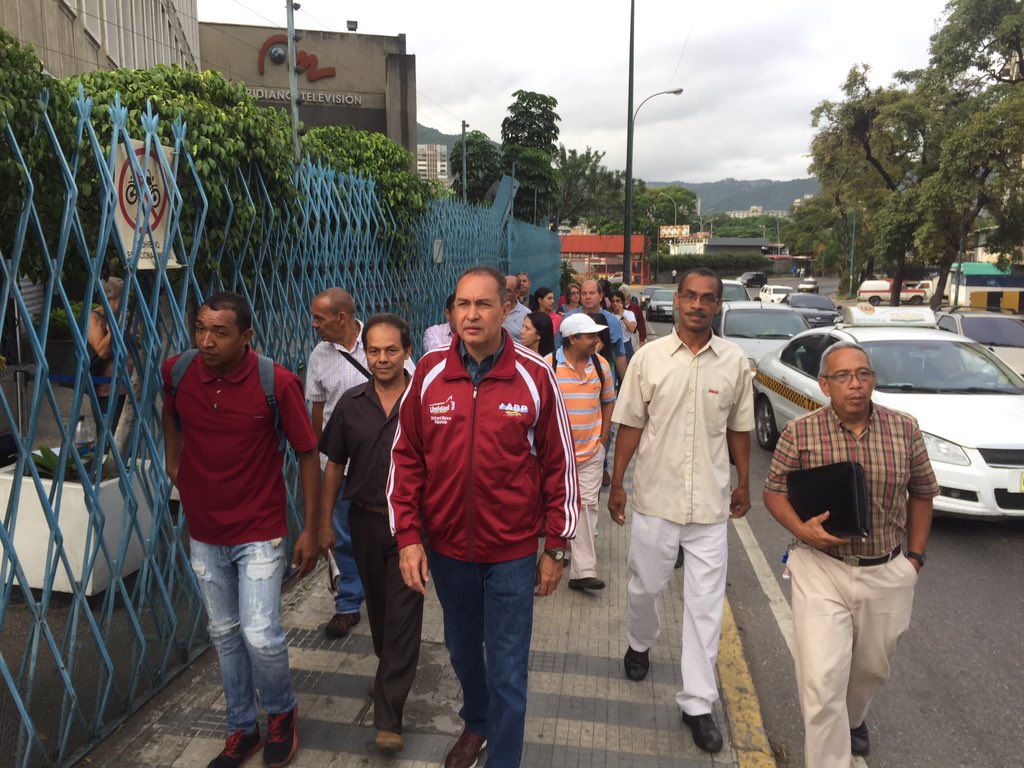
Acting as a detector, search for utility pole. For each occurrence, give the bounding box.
[286,1,302,163]
[623,0,636,284]
[461,120,468,204]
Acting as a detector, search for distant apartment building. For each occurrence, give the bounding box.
[417,144,449,182]
[3,0,200,76]
[725,205,789,219]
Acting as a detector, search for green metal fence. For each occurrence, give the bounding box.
[0,89,559,767]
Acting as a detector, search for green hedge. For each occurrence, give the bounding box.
[657,252,771,276]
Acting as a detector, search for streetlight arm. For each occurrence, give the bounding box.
[633,88,684,124]
[623,87,683,285]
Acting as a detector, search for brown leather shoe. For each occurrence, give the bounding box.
[324,612,360,638]
[374,729,404,754]
[443,729,486,768]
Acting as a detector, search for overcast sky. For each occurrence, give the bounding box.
[197,0,952,183]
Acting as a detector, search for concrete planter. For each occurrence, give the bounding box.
[0,464,155,595]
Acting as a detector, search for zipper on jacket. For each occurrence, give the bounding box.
[467,385,479,558]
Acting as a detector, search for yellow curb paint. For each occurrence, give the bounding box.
[718,596,778,768]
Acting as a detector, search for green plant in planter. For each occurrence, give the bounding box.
[31,445,91,482]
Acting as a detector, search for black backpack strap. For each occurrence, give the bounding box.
[257,354,286,453]
[337,347,372,380]
[168,349,199,431]
[591,354,606,388]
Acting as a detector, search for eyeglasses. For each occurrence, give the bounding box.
[821,368,876,384]
[678,290,721,306]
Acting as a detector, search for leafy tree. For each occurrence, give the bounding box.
[449,129,503,205]
[808,0,1024,306]
[500,90,560,155]
[782,196,849,275]
[501,90,561,224]
[65,65,296,281]
[552,145,622,229]
[0,30,72,281]
[302,124,430,254]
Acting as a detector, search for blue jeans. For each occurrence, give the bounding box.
[332,490,365,614]
[429,552,535,768]
[189,538,296,733]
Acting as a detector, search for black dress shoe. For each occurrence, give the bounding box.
[568,577,606,591]
[681,711,723,754]
[850,721,870,757]
[623,646,649,681]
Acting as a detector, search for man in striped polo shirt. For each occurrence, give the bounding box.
[548,313,615,591]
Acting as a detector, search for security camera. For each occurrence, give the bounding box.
[268,45,286,65]
[347,20,358,32]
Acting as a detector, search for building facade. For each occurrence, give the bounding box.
[2,0,200,76]
[199,23,417,156]
[560,234,647,282]
[417,144,449,182]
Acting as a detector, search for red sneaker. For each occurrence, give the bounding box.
[263,706,298,767]
[206,726,261,768]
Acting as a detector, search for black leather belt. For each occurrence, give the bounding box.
[353,501,389,515]
[825,545,902,567]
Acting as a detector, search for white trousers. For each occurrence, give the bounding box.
[569,446,604,580]
[789,545,918,768]
[626,512,727,715]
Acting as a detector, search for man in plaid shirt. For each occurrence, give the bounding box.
[763,341,938,766]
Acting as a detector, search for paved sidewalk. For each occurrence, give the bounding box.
[85,475,773,768]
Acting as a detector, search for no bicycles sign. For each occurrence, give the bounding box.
[114,138,181,270]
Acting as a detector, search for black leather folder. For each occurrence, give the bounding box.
[786,461,871,537]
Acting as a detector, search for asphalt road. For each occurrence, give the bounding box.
[643,315,1024,768]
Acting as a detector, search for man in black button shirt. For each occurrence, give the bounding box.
[320,314,423,755]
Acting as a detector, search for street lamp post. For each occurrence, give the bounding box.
[623,87,682,284]
[655,192,678,225]
[623,3,683,286]
[653,192,678,283]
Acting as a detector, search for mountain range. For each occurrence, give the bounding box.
[417,123,819,213]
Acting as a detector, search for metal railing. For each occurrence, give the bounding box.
[0,89,560,767]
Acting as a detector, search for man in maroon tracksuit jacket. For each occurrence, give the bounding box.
[388,266,578,768]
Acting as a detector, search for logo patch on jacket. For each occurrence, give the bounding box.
[499,402,529,417]
[429,395,455,424]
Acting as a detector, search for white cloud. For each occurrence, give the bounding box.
[197,0,950,182]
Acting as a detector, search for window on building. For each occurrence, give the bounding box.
[83,0,102,42]
[120,0,135,67]
[105,0,122,65]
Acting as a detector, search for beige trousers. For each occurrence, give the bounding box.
[568,445,604,580]
[789,545,918,767]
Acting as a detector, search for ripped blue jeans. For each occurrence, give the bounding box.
[189,537,296,733]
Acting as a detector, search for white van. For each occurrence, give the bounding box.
[857,279,928,306]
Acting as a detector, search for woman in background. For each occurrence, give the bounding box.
[559,283,581,314]
[520,312,555,357]
[87,277,127,432]
[531,286,562,334]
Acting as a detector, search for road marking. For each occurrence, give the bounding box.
[719,597,777,767]
[731,517,869,767]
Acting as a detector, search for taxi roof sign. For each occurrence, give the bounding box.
[842,304,937,327]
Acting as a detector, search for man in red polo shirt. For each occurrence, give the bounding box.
[162,291,326,768]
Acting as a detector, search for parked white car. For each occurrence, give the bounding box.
[714,301,809,367]
[936,310,1024,376]
[752,306,1024,519]
[759,284,794,304]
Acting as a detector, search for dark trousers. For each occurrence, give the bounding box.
[348,503,424,733]
[429,551,536,768]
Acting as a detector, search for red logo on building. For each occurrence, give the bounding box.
[258,34,336,82]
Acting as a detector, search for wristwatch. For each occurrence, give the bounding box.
[543,547,565,562]
[905,550,927,567]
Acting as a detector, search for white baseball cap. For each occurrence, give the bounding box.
[560,313,606,336]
